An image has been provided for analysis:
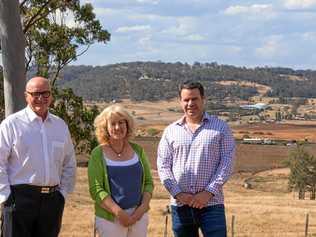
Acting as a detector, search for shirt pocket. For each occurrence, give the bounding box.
[52,141,65,173]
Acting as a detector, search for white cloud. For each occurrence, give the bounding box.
[94,7,119,16]
[255,36,283,58]
[224,46,242,54]
[116,25,151,33]
[283,0,316,9]
[302,32,316,41]
[162,17,198,36]
[138,35,157,52]
[51,10,77,28]
[72,1,316,69]
[81,0,101,3]
[129,13,167,21]
[224,4,274,15]
[184,34,205,41]
[135,0,159,4]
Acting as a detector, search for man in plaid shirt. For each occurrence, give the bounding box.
[157,81,235,237]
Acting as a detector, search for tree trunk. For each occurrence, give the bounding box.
[299,187,305,200]
[310,186,316,200]
[0,0,26,117]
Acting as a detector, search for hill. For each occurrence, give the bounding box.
[57,62,316,101]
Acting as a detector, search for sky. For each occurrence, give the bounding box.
[3,0,316,70]
[72,0,316,70]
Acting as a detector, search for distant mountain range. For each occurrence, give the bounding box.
[53,61,316,101]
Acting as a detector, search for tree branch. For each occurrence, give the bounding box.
[76,44,91,58]
[51,63,62,86]
[51,43,91,85]
[23,0,56,34]
[25,44,33,72]
[19,0,28,10]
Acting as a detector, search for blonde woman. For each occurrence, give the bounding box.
[88,105,154,237]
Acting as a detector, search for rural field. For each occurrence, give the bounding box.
[60,138,316,237]
[89,98,316,142]
[60,165,316,237]
[62,99,316,237]
[2,100,315,236]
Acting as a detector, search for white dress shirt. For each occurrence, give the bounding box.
[0,106,76,203]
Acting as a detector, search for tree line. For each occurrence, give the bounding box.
[55,62,316,102]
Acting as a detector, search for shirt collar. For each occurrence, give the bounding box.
[176,112,210,126]
[25,106,52,123]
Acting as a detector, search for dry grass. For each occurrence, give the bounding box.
[59,168,316,237]
[215,81,272,95]
[64,99,316,236]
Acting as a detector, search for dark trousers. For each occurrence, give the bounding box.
[1,185,65,237]
[171,204,227,237]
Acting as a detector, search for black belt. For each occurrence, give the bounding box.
[11,184,59,194]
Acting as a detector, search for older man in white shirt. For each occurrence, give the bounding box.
[0,76,76,237]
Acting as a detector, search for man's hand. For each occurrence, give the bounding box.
[175,192,194,205]
[190,191,213,209]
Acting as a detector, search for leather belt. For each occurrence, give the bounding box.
[11,184,59,194]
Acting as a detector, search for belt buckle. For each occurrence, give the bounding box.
[41,187,50,194]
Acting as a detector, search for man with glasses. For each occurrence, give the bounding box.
[0,76,76,237]
[157,81,235,237]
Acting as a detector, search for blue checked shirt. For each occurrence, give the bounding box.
[157,112,235,206]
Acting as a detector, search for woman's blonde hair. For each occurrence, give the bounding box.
[94,104,135,145]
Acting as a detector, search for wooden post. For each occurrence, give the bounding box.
[93,217,96,237]
[164,205,170,237]
[305,213,309,237]
[231,215,235,237]
[164,214,168,237]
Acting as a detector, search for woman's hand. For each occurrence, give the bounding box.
[130,192,151,225]
[116,209,132,227]
[130,204,148,224]
[101,196,132,227]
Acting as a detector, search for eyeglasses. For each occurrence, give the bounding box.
[26,91,51,99]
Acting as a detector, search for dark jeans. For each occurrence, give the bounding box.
[171,204,227,237]
[1,185,65,237]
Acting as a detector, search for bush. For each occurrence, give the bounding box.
[50,87,99,154]
[147,128,159,136]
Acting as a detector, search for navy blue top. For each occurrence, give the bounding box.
[107,160,143,209]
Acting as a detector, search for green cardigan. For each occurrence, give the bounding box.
[88,142,154,221]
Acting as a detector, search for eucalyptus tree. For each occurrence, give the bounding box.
[19,0,110,153]
[1,0,110,153]
[20,0,110,85]
[0,0,26,116]
[0,70,4,120]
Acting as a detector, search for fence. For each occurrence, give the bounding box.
[56,209,316,237]
[159,211,316,237]
[229,213,314,237]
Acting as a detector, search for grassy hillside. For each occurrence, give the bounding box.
[57,62,316,101]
